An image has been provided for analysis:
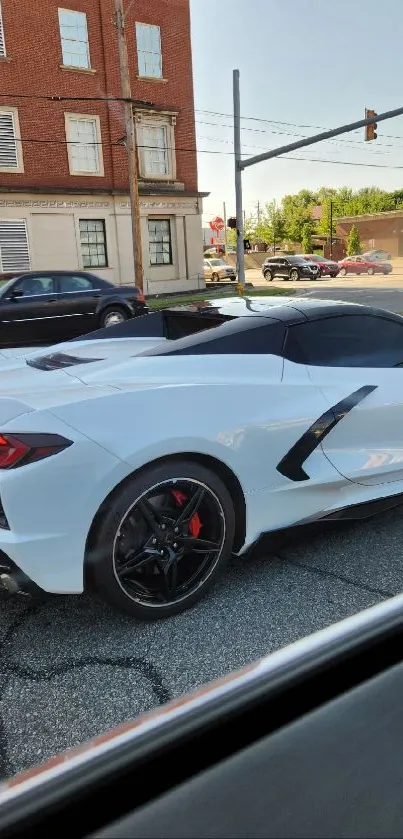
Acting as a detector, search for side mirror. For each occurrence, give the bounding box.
[10,289,24,299]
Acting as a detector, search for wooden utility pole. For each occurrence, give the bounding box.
[114,0,144,291]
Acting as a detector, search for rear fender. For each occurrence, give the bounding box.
[95,297,134,318]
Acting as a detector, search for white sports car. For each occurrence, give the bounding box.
[0,295,403,620]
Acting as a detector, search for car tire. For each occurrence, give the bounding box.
[317,269,322,278]
[367,267,374,275]
[290,269,299,281]
[212,272,219,282]
[339,267,347,276]
[87,459,236,620]
[263,269,273,281]
[99,305,129,328]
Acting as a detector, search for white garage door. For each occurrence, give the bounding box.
[0,219,31,272]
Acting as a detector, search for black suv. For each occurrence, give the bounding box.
[262,255,320,282]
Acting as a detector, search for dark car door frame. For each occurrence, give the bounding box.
[51,273,104,339]
[0,274,59,346]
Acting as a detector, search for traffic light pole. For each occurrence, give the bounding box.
[239,103,403,170]
[233,70,246,293]
[233,68,403,293]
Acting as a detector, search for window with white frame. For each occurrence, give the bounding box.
[58,9,91,69]
[65,114,103,175]
[0,108,23,172]
[79,219,108,268]
[136,113,177,181]
[142,124,168,176]
[0,220,31,272]
[148,219,172,265]
[0,2,6,57]
[135,23,162,79]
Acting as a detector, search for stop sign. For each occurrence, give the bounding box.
[209,216,225,233]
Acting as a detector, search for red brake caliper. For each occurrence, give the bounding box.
[172,490,202,538]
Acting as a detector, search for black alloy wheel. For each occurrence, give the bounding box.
[263,268,273,281]
[88,460,235,619]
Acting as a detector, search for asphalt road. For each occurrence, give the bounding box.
[2,273,403,782]
[300,285,403,312]
[246,264,403,313]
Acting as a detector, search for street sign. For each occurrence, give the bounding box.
[209,216,225,233]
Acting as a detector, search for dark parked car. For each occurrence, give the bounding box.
[262,255,320,281]
[0,271,147,347]
[300,253,340,278]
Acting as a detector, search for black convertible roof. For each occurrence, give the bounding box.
[137,296,403,359]
[74,295,401,346]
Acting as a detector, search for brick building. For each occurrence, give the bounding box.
[0,0,206,292]
[336,211,403,257]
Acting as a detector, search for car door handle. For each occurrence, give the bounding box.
[47,298,57,303]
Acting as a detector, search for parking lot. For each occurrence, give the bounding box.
[1,274,403,782]
[0,505,402,780]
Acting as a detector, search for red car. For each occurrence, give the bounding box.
[300,254,340,278]
[338,255,392,276]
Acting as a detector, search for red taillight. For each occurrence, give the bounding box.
[137,291,146,303]
[0,434,72,469]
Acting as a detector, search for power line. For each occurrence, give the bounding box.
[0,91,153,105]
[11,133,403,168]
[196,118,403,153]
[195,108,403,140]
[3,91,403,148]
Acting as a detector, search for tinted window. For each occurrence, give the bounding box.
[288,257,306,264]
[140,316,286,357]
[13,276,55,296]
[58,274,94,292]
[285,315,403,368]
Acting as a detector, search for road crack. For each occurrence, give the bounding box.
[0,602,172,779]
[277,553,395,600]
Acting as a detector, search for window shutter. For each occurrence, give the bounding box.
[0,112,18,169]
[0,4,5,57]
[0,220,31,272]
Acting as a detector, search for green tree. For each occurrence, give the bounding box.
[347,225,361,255]
[287,206,316,244]
[301,223,312,253]
[255,200,285,250]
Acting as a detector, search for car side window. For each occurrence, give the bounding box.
[13,276,55,296]
[284,315,403,368]
[142,317,286,357]
[58,274,94,293]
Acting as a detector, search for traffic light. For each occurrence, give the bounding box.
[365,109,377,141]
[227,217,237,229]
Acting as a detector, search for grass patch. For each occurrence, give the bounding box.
[146,286,291,309]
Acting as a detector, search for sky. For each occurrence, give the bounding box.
[189,0,403,225]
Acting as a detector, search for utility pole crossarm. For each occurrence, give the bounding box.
[240,105,403,170]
